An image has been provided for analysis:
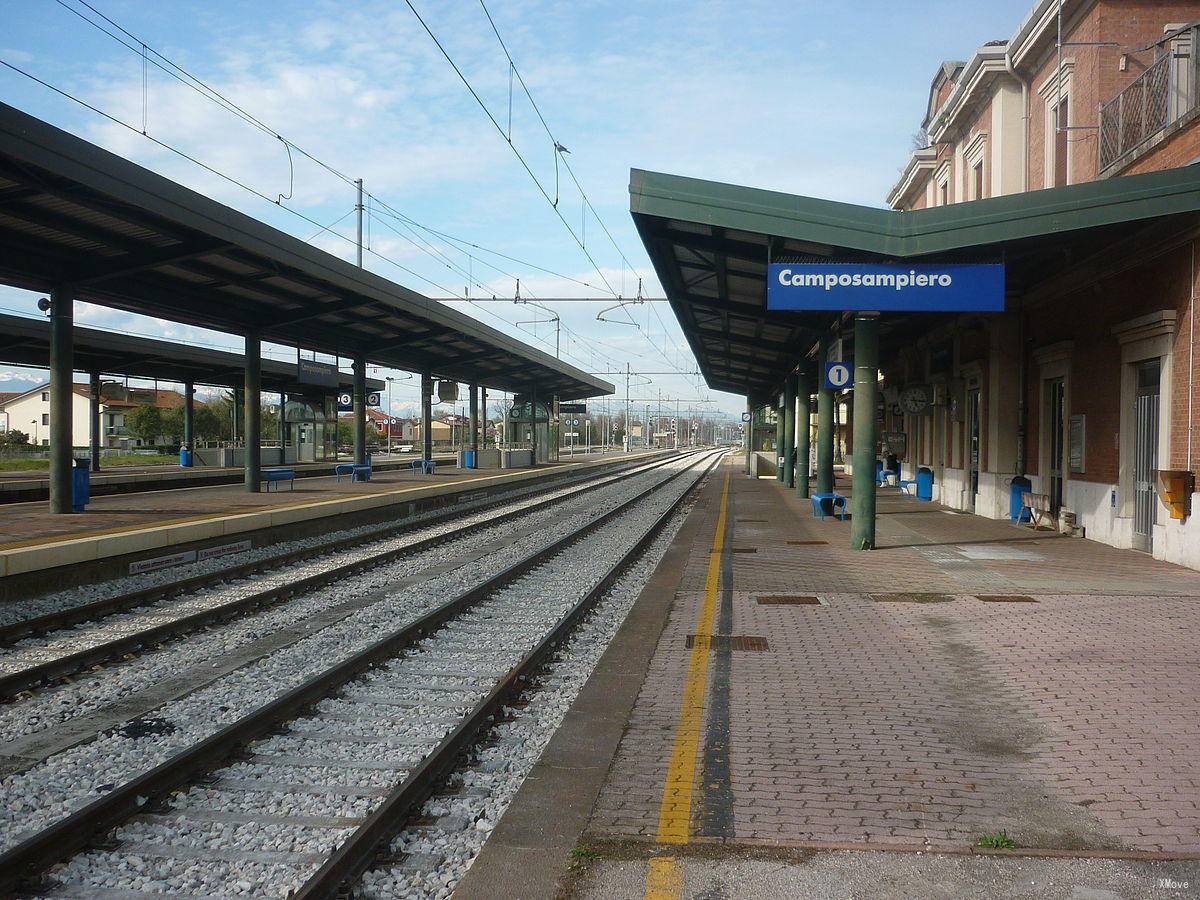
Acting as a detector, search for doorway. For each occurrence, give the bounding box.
[1046,378,1066,511]
[1133,360,1161,553]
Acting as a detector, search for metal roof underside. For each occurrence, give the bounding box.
[630,166,1200,398]
[0,103,612,400]
[0,313,382,395]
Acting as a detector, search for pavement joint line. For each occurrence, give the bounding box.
[644,469,730,900]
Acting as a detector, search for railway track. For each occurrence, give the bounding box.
[0,452,692,700]
[0,449,724,897]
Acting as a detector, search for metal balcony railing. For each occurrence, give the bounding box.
[1100,34,1198,171]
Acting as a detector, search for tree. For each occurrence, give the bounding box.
[160,407,184,444]
[125,406,163,445]
[0,429,29,449]
[193,404,230,443]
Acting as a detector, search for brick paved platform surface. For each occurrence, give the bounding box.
[587,459,1200,856]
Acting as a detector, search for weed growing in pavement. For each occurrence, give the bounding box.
[975,831,1018,849]
[570,846,601,861]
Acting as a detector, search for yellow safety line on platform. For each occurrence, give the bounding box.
[644,467,730,899]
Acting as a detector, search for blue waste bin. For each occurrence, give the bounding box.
[71,457,90,512]
[916,466,934,501]
[179,447,193,467]
[1010,475,1032,522]
[463,449,476,469]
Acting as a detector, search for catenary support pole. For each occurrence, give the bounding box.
[796,371,812,498]
[352,354,367,467]
[48,285,74,513]
[531,384,539,465]
[89,371,101,472]
[421,372,433,461]
[783,372,797,489]
[850,313,880,550]
[816,336,835,496]
[278,391,286,459]
[244,332,261,492]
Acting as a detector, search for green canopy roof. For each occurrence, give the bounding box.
[630,166,1200,397]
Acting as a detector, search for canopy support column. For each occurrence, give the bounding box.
[775,392,785,482]
[469,383,479,460]
[183,381,194,463]
[816,337,835,496]
[421,372,433,461]
[850,313,880,551]
[353,354,367,466]
[480,387,488,448]
[244,332,261,492]
[783,373,797,489]
[744,398,753,476]
[49,284,74,514]
[89,370,102,473]
[531,384,539,465]
[796,372,812,498]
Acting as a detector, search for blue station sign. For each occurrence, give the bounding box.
[767,263,1005,313]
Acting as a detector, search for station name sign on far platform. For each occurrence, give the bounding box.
[767,263,1005,313]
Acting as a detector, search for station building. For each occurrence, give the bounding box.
[633,0,1200,572]
[883,0,1200,565]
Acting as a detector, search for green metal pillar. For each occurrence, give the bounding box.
[816,337,835,496]
[796,371,812,498]
[774,392,785,481]
[352,354,367,466]
[783,372,797,489]
[244,332,261,492]
[850,313,880,551]
[48,284,74,513]
[744,398,754,476]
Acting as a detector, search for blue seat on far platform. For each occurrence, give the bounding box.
[410,459,437,475]
[334,463,371,482]
[810,492,847,520]
[261,468,295,491]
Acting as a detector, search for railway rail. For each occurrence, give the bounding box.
[0,452,691,700]
[0,449,724,897]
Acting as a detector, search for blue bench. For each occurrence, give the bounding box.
[262,468,295,491]
[876,468,898,487]
[810,492,847,520]
[410,459,437,475]
[334,463,372,482]
[897,477,917,495]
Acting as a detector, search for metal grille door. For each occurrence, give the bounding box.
[1133,361,1161,553]
[1047,379,1065,511]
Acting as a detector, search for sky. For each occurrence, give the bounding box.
[0,0,1032,417]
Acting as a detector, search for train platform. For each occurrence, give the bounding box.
[458,455,1200,899]
[0,451,648,591]
[0,452,456,503]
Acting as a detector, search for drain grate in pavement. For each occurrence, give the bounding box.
[739,518,767,523]
[686,634,769,651]
[871,592,955,603]
[757,595,820,605]
[786,540,828,545]
[976,594,1038,603]
[731,547,757,553]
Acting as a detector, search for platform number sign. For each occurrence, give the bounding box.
[824,361,852,390]
[741,411,752,423]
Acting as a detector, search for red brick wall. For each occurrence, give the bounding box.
[1171,245,1199,472]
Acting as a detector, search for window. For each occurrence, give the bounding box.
[41,439,48,446]
[41,413,49,425]
[939,182,948,206]
[40,392,48,401]
[973,162,984,200]
[1053,96,1069,186]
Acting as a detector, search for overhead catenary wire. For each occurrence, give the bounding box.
[7,4,709,399]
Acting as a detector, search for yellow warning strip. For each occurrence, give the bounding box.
[644,467,730,898]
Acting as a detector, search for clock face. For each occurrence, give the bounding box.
[899,385,931,414]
